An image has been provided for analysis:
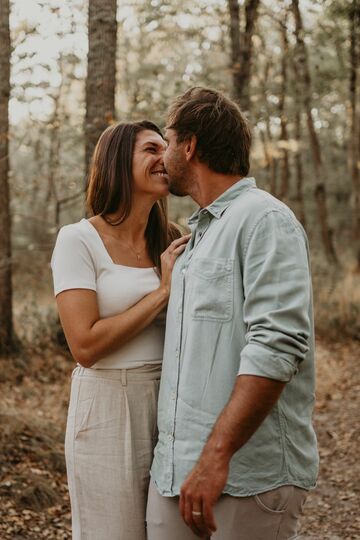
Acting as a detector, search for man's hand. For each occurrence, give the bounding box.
[179,449,230,537]
[179,375,285,537]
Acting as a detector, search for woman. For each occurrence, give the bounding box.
[51,120,189,540]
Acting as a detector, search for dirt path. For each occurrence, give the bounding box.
[301,340,360,539]
[0,340,359,539]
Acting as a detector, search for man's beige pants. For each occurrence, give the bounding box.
[146,480,308,540]
[65,365,161,540]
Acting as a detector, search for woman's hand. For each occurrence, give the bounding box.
[160,234,191,295]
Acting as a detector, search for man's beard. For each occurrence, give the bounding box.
[166,159,191,197]
[168,176,188,197]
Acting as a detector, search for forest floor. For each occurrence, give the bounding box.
[0,339,359,540]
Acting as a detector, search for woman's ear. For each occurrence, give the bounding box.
[185,135,197,162]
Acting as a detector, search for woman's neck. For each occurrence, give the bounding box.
[104,197,155,244]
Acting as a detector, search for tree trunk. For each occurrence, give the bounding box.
[260,56,278,195]
[290,27,306,227]
[45,93,60,219]
[227,0,260,112]
[227,0,242,105]
[294,108,306,227]
[278,18,290,201]
[85,0,117,183]
[292,0,337,263]
[349,0,360,270]
[0,0,15,355]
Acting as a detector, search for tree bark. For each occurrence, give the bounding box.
[0,0,15,354]
[278,18,290,201]
[294,108,306,227]
[227,0,260,112]
[292,0,337,263]
[349,0,360,270]
[290,23,306,227]
[260,56,278,195]
[85,0,117,183]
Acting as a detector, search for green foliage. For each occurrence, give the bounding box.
[6,0,360,339]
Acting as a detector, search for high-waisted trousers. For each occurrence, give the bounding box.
[65,364,161,540]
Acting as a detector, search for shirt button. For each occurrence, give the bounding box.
[171,392,176,400]
[168,434,173,441]
[181,268,186,274]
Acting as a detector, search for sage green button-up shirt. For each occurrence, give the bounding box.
[151,178,319,497]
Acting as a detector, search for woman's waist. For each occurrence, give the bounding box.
[73,362,162,382]
[91,324,164,368]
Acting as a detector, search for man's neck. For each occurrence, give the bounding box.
[188,169,244,208]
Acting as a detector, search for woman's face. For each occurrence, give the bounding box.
[132,130,169,199]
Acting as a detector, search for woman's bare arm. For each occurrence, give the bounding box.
[56,234,190,367]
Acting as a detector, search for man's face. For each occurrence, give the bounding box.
[164,129,192,197]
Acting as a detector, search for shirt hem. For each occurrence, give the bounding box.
[152,478,317,498]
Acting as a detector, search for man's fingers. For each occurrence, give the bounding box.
[179,491,185,521]
[202,498,217,534]
[181,491,205,537]
[190,509,208,537]
[183,492,193,527]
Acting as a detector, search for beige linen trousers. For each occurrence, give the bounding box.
[65,364,161,540]
[147,481,308,540]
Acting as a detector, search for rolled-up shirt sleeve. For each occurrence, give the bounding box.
[239,209,312,382]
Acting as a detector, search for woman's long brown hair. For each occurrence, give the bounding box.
[86,121,180,271]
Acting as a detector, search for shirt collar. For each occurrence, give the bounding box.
[188,177,256,225]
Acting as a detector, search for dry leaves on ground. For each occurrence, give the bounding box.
[0,340,359,539]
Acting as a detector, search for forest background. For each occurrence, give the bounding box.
[0,0,359,538]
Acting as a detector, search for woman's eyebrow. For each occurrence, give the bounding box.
[139,140,167,149]
[140,141,160,148]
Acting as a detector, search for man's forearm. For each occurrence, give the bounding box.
[201,375,286,463]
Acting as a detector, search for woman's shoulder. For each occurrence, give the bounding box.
[53,219,95,256]
[51,219,98,272]
[56,219,90,242]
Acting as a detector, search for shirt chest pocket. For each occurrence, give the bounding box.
[189,258,234,322]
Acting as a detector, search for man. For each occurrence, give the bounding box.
[147,87,318,539]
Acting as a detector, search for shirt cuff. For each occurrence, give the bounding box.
[239,343,299,382]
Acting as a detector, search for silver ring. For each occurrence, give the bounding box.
[192,511,202,516]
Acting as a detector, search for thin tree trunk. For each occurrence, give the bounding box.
[227,0,260,112]
[292,0,337,263]
[294,108,306,227]
[227,0,242,106]
[266,119,278,196]
[260,56,278,195]
[260,130,271,188]
[278,18,290,201]
[45,93,60,216]
[85,0,117,183]
[0,0,15,354]
[290,25,306,227]
[349,0,360,270]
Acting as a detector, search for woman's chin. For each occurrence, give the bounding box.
[155,185,170,199]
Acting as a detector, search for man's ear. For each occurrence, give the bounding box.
[185,135,197,162]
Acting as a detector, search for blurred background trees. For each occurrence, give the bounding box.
[1,0,360,353]
[85,0,117,174]
[0,0,15,354]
